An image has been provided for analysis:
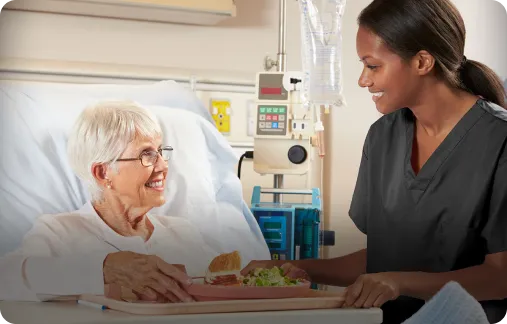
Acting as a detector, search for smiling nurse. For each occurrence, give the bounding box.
[242,0,507,323]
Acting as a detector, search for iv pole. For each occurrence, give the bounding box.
[273,0,287,203]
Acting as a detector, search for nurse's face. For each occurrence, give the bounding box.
[356,26,420,114]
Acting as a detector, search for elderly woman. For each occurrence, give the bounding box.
[0,101,269,303]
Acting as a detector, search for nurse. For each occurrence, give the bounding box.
[242,0,507,323]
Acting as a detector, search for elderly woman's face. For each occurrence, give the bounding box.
[107,135,168,208]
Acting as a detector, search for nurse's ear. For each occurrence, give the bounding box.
[411,50,436,76]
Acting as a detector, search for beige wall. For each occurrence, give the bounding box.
[0,0,302,75]
[1,0,506,260]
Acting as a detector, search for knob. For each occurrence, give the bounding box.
[288,145,307,164]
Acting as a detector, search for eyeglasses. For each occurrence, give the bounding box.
[116,146,173,167]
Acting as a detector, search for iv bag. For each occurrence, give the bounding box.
[299,0,347,109]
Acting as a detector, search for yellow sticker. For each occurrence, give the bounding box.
[210,99,231,135]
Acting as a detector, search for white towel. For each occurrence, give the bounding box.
[403,281,489,324]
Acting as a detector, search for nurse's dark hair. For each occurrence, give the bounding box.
[358,0,506,108]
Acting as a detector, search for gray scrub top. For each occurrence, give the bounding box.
[349,99,507,324]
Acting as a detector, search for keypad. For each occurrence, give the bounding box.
[257,106,287,135]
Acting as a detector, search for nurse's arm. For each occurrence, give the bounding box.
[293,248,367,287]
[398,251,507,301]
[242,248,367,287]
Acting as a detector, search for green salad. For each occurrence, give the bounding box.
[242,266,301,287]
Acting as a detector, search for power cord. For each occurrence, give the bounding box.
[238,151,254,179]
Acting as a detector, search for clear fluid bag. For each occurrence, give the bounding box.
[299,0,347,109]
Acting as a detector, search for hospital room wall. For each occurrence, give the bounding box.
[1,0,507,261]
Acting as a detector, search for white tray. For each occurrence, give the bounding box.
[79,290,346,315]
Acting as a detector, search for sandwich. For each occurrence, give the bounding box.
[204,251,305,287]
[205,251,242,286]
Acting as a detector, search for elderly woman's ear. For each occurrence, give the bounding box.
[91,162,112,189]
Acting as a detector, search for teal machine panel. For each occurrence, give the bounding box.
[250,187,322,261]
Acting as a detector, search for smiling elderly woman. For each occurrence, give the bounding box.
[0,101,267,303]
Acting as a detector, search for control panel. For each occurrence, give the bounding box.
[256,213,294,261]
[256,105,288,136]
[253,71,311,175]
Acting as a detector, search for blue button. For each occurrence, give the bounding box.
[272,122,278,128]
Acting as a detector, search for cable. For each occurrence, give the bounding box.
[238,151,254,179]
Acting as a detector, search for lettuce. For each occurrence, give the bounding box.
[242,266,301,287]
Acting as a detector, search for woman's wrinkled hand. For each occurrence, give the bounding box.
[102,251,194,303]
[343,273,402,308]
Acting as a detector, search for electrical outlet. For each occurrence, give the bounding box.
[291,120,311,132]
[210,98,231,135]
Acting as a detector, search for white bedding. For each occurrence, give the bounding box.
[0,80,269,259]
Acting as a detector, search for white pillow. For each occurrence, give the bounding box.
[1,80,213,125]
[0,81,266,258]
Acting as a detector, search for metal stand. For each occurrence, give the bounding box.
[253,1,335,292]
[273,0,287,204]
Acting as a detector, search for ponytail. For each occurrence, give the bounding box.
[459,59,506,109]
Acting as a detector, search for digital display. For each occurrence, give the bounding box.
[264,222,282,229]
[263,232,282,240]
[268,242,282,249]
[261,87,282,95]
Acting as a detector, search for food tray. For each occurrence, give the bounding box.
[79,290,345,315]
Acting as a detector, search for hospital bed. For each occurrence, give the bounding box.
[0,79,264,257]
[0,79,382,324]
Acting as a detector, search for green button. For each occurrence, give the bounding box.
[273,108,279,113]
[266,108,273,113]
[260,108,266,113]
[279,107,286,113]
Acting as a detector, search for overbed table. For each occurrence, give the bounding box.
[0,300,383,324]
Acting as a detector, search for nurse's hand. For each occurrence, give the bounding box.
[241,261,310,281]
[343,273,401,308]
[280,263,311,281]
[102,251,195,303]
[240,259,285,276]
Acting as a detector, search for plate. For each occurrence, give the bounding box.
[185,281,312,301]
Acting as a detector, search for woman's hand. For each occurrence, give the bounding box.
[344,273,402,308]
[102,251,194,303]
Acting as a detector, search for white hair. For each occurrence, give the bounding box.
[67,100,162,201]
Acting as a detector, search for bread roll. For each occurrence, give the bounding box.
[207,251,241,273]
[205,251,242,285]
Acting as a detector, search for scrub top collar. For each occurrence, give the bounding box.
[403,99,486,196]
